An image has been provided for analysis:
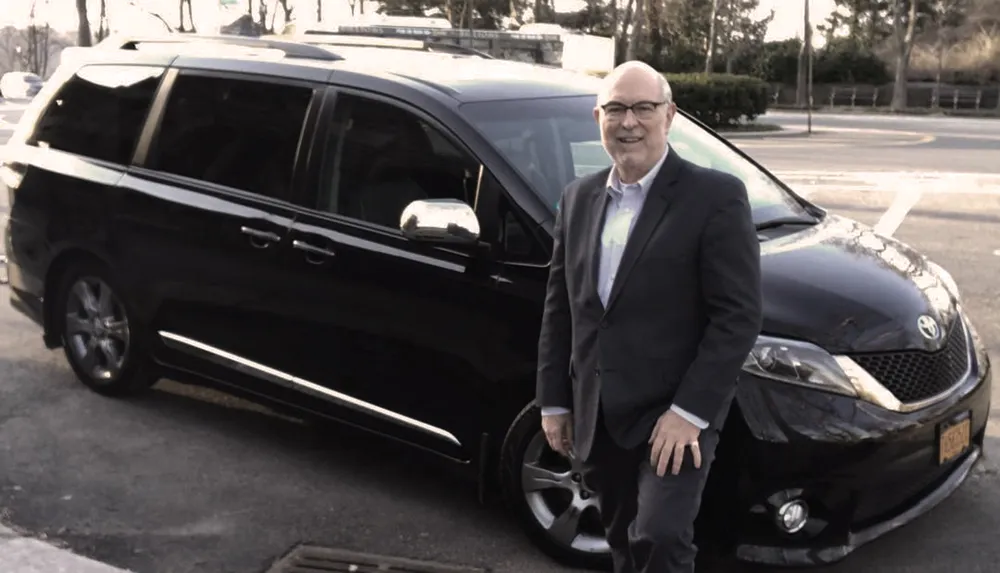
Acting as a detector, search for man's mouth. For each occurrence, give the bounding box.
[617,136,643,144]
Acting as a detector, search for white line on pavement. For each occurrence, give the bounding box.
[0,525,133,573]
[874,190,923,237]
[772,171,1000,195]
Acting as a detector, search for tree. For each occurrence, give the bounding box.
[890,0,920,110]
[76,0,92,47]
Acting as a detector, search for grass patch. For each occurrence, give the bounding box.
[718,122,784,133]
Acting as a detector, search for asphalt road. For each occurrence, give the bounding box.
[739,110,1000,174]
[1,104,999,573]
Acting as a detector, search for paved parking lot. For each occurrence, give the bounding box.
[1,104,998,573]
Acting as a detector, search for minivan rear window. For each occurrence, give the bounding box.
[27,64,164,165]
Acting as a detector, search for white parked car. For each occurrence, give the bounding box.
[0,71,43,100]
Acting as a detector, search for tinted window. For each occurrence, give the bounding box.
[460,95,811,225]
[146,73,314,199]
[27,64,164,164]
[317,93,480,229]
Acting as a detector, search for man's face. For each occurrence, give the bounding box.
[593,70,676,180]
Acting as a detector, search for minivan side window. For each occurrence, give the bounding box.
[317,92,480,229]
[145,73,314,199]
[27,64,164,165]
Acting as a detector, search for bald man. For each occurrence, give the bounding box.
[535,61,763,573]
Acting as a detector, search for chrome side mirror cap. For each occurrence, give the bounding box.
[399,199,481,245]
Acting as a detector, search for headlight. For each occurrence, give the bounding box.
[927,260,961,301]
[743,335,906,409]
[743,335,859,397]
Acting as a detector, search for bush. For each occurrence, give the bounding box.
[664,73,770,128]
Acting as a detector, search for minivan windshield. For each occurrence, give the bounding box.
[460,95,813,225]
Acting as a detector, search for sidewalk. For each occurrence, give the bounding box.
[0,525,131,573]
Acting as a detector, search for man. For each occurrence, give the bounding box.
[535,61,763,573]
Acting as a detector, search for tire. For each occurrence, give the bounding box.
[499,402,613,571]
[52,258,158,397]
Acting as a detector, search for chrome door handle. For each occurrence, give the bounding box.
[241,226,281,248]
[292,240,336,260]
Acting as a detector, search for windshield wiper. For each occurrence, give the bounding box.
[755,216,818,232]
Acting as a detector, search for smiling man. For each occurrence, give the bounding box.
[535,61,764,573]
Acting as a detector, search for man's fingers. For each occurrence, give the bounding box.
[671,441,686,475]
[692,443,702,469]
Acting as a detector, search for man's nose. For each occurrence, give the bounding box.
[620,110,639,128]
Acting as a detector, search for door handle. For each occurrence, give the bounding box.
[240,226,281,249]
[292,240,336,263]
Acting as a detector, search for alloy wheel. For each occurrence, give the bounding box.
[520,430,610,556]
[64,276,131,381]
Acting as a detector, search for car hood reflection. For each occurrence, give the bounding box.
[758,214,958,354]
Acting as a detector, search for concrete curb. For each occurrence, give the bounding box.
[0,525,132,573]
[721,129,813,139]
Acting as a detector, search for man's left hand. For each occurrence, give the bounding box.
[648,409,702,477]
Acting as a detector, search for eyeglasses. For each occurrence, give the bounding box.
[600,100,667,121]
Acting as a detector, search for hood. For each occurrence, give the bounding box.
[759,214,959,354]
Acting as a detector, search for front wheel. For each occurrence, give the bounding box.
[498,403,613,571]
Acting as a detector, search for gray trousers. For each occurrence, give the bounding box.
[586,412,720,573]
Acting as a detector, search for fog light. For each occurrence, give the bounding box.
[776,499,809,533]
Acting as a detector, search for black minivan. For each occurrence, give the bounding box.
[1,35,992,570]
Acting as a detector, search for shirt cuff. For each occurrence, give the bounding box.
[671,404,709,429]
[541,406,571,416]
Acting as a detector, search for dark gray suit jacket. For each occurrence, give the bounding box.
[536,149,763,461]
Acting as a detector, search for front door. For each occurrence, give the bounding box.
[269,89,524,459]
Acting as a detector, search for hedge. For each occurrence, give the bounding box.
[663,73,770,128]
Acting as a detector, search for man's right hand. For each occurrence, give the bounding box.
[542,412,574,457]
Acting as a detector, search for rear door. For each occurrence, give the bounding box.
[115,65,324,403]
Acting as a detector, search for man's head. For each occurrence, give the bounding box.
[594,61,676,184]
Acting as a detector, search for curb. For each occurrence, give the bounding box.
[721,129,813,139]
[0,525,132,573]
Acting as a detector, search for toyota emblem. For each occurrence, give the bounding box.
[917,315,940,340]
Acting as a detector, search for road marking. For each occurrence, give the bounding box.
[772,170,1000,195]
[874,190,923,237]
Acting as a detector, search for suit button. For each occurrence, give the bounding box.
[600,320,609,329]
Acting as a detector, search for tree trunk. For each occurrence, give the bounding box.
[890,0,919,111]
[704,0,719,73]
[625,0,645,61]
[76,0,92,47]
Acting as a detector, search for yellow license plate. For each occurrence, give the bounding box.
[938,415,971,465]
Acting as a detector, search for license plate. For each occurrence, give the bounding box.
[938,413,971,465]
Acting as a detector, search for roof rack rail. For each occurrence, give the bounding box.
[283,31,494,59]
[102,34,344,61]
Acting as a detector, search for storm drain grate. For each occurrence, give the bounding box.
[265,545,490,573]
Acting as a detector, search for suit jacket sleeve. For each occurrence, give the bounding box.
[671,177,763,426]
[536,188,574,411]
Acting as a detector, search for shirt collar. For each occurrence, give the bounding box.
[605,144,671,199]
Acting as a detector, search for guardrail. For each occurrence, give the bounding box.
[769,83,1000,112]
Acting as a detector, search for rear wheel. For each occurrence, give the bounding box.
[53,259,158,396]
[499,403,612,570]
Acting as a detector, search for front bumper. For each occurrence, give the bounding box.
[730,340,992,566]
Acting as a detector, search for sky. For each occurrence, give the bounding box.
[1,0,838,42]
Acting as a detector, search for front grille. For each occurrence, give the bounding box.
[850,317,970,404]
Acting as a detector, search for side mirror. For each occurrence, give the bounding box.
[399,198,481,245]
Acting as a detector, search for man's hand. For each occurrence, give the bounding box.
[542,413,574,457]
[649,409,701,477]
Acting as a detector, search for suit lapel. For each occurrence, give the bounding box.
[603,152,686,313]
[584,169,611,300]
